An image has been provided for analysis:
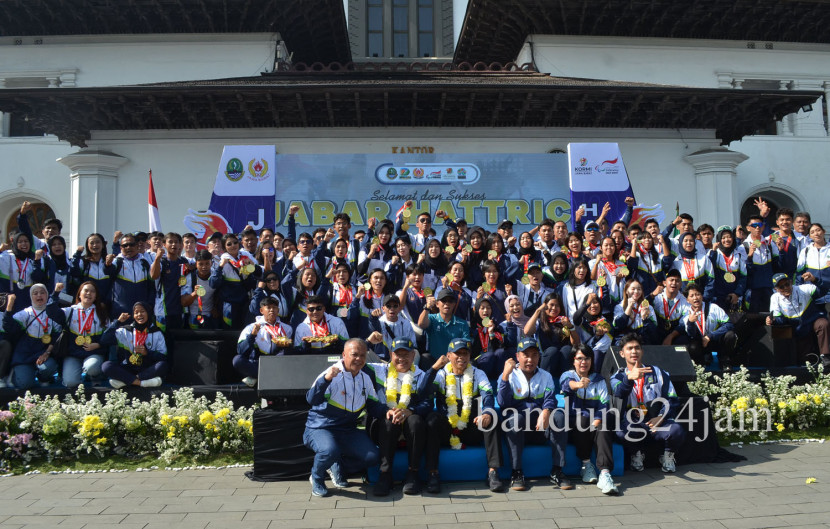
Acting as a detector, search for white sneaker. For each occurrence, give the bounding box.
[580,461,598,483]
[242,377,257,388]
[140,377,162,388]
[659,451,676,473]
[109,379,127,389]
[630,450,645,472]
[597,471,619,495]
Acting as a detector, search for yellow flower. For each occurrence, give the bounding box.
[813,395,822,405]
[216,408,230,420]
[754,398,768,407]
[95,437,107,445]
[448,414,459,427]
[199,411,215,425]
[778,402,788,409]
[796,394,808,404]
[806,477,817,484]
[775,423,785,432]
[160,414,172,426]
[167,429,175,439]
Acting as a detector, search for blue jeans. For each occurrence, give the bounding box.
[302,427,380,481]
[62,354,104,388]
[12,358,58,390]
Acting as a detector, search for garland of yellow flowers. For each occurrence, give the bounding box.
[385,363,415,410]
[445,364,474,450]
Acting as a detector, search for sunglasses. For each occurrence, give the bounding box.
[307,306,324,313]
[419,218,431,224]
[120,242,136,248]
[298,240,312,245]
[749,223,764,229]
[585,226,599,232]
[266,277,280,282]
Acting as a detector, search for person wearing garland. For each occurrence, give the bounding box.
[304,338,384,497]
[422,338,504,493]
[497,338,571,492]
[611,333,685,473]
[234,297,294,387]
[365,338,431,496]
[3,286,60,389]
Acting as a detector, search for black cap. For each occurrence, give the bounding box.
[498,219,514,230]
[382,294,400,306]
[436,288,457,302]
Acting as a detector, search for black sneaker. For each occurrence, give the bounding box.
[550,468,574,490]
[488,469,505,492]
[426,472,441,494]
[402,470,421,495]
[510,471,527,491]
[373,472,392,497]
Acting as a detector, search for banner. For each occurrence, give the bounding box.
[183,145,276,248]
[271,153,571,234]
[567,143,635,229]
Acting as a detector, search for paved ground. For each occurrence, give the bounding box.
[0,442,829,529]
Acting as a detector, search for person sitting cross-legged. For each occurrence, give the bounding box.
[497,338,572,492]
[365,338,431,496]
[611,333,685,473]
[303,338,385,497]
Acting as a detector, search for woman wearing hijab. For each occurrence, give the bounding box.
[708,225,748,312]
[47,280,109,388]
[542,252,570,293]
[419,239,449,292]
[499,292,530,350]
[100,301,168,388]
[1,232,47,313]
[663,231,714,300]
[43,235,75,306]
[3,284,60,389]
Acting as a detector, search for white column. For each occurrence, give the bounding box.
[791,80,826,137]
[779,80,793,136]
[57,150,129,249]
[684,147,749,228]
[825,81,830,137]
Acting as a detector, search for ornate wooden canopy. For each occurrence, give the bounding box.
[0,0,351,64]
[455,0,830,64]
[0,63,819,147]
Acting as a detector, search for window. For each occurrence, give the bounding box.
[418,0,434,57]
[367,0,383,57]
[393,0,409,57]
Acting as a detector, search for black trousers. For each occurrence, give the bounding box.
[687,330,738,365]
[569,412,615,472]
[368,414,426,473]
[425,410,502,472]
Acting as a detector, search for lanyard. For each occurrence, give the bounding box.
[634,376,645,405]
[32,310,49,333]
[663,296,679,320]
[310,319,329,337]
[602,259,619,275]
[722,252,735,271]
[681,258,696,280]
[695,308,706,336]
[264,323,285,339]
[16,258,30,281]
[337,284,353,306]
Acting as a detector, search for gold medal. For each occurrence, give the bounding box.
[337,307,348,318]
[481,317,492,327]
[724,272,736,283]
[85,336,92,345]
[597,276,607,287]
[41,334,51,345]
[178,276,186,287]
[599,321,612,332]
[771,233,780,242]
[583,240,590,249]
[445,272,454,282]
[487,250,497,259]
[195,285,206,297]
[561,327,570,338]
[618,266,629,277]
[401,222,410,231]
[481,282,491,292]
[753,239,761,248]
[75,335,86,346]
[372,236,380,246]
[402,209,412,219]
[464,244,473,253]
[445,245,454,254]
[423,287,433,296]
[363,282,371,291]
[641,299,650,309]
[521,274,530,285]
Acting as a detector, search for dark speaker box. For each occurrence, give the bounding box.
[601,345,696,382]
[252,407,314,481]
[742,325,797,367]
[258,354,340,397]
[169,340,221,385]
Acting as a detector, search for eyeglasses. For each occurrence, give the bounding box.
[314,236,324,241]
[307,306,324,313]
[575,357,591,363]
[298,240,312,245]
[120,242,136,248]
[749,223,764,229]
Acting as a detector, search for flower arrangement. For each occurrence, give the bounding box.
[0,387,256,471]
[691,363,830,438]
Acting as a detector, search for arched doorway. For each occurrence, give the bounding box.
[4,202,57,244]
[738,188,803,229]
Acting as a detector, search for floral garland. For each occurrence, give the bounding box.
[385,363,416,410]
[445,364,474,450]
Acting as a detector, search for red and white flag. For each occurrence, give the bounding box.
[148,170,161,232]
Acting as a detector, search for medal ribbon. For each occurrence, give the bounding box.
[522,255,530,274]
[77,308,95,336]
[134,329,148,349]
[33,310,49,333]
[477,325,489,352]
[411,287,425,299]
[663,297,679,321]
[264,323,285,339]
[310,320,329,337]
[695,306,706,336]
[337,284,353,306]
[602,260,619,275]
[723,252,734,272]
[15,258,30,283]
[634,376,645,406]
[682,258,696,280]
